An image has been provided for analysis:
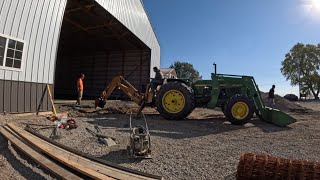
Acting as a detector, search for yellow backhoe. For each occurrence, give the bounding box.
[95,75,154,112]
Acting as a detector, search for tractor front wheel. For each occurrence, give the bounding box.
[224,95,254,125]
[156,81,195,120]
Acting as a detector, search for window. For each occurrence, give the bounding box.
[0,35,24,70]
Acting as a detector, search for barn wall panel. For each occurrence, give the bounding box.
[17,81,25,113]
[10,81,18,112]
[0,80,53,113]
[3,80,11,112]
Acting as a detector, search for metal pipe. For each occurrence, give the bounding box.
[213,63,217,74]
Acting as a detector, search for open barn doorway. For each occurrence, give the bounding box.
[54,0,151,101]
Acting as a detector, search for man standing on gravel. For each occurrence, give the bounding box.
[76,73,85,106]
[268,85,275,107]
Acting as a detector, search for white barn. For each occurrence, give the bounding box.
[0,0,160,113]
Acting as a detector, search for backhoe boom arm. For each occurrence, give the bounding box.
[96,75,144,107]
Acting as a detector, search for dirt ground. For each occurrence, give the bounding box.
[0,99,320,180]
[294,100,320,111]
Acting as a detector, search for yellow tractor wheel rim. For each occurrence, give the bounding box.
[231,102,249,120]
[162,90,185,113]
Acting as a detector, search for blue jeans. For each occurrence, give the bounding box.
[267,98,274,108]
[151,79,163,91]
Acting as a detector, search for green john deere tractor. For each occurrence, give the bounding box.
[155,64,296,127]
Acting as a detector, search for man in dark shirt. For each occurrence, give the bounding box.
[268,85,275,107]
[151,67,163,91]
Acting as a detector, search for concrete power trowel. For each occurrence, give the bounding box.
[127,112,151,159]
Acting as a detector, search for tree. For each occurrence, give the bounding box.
[281,43,320,99]
[169,61,202,82]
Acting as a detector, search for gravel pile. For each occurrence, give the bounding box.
[260,92,306,112]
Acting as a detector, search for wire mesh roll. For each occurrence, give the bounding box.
[237,153,320,180]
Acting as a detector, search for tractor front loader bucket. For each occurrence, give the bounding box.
[261,107,296,127]
[247,77,296,127]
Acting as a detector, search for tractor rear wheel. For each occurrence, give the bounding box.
[220,104,226,115]
[224,95,254,125]
[156,81,195,120]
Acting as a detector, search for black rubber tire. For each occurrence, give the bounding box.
[220,104,226,115]
[224,95,254,125]
[155,81,195,120]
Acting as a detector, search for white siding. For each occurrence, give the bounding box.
[0,0,159,83]
[43,0,61,84]
[48,0,67,84]
[19,0,38,82]
[0,0,67,84]
[10,0,25,81]
[37,0,56,83]
[24,0,45,82]
[32,0,50,83]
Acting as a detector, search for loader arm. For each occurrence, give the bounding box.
[243,76,296,127]
[244,76,265,117]
[96,75,144,107]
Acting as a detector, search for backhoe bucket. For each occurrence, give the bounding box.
[261,107,296,127]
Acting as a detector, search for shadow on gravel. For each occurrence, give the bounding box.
[87,113,294,139]
[98,149,145,164]
[0,136,52,180]
[249,118,293,133]
[87,113,251,139]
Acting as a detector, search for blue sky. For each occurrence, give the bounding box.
[143,0,320,96]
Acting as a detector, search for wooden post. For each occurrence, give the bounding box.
[36,85,47,115]
[47,85,57,116]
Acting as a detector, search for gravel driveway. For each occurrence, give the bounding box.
[1,100,320,180]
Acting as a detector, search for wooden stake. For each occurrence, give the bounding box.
[47,85,57,116]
